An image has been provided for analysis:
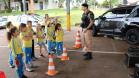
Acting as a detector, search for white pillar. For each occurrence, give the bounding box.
[47,0,58,9]
[47,0,53,9]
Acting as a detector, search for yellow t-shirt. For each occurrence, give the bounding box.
[56,30,64,42]
[20,31,32,48]
[37,31,44,42]
[9,37,23,56]
[27,27,34,39]
[46,25,55,41]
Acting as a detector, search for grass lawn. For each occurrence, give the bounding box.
[0,8,106,27]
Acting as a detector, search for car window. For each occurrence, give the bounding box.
[112,9,132,14]
[103,8,132,19]
[128,8,139,17]
[134,9,139,17]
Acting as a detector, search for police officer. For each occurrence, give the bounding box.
[81,3,94,60]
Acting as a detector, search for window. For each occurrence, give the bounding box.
[128,8,139,17]
[135,9,139,17]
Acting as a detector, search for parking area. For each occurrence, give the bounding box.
[0,27,132,78]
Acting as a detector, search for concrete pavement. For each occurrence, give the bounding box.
[0,27,130,78]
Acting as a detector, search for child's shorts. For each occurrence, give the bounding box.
[47,40,55,54]
[37,42,46,46]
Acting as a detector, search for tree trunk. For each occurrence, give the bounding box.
[3,0,9,9]
[8,0,11,9]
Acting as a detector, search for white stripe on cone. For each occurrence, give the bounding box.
[76,37,81,40]
[75,42,81,44]
[63,53,67,56]
[63,48,66,51]
[49,58,53,62]
[48,66,55,70]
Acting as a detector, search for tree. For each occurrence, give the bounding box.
[0,0,12,12]
[102,0,109,8]
[101,0,120,8]
[0,0,11,9]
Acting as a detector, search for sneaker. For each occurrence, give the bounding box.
[26,68,33,72]
[9,65,15,68]
[84,52,93,60]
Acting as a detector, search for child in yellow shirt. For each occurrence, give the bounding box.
[6,22,15,68]
[36,24,47,57]
[19,23,33,72]
[55,23,64,57]
[46,22,55,54]
[8,27,27,78]
[27,21,37,60]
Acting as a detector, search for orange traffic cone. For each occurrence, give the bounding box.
[73,30,82,49]
[46,55,58,76]
[0,71,6,78]
[61,47,69,61]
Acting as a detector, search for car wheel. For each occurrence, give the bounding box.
[126,29,139,45]
[93,26,98,37]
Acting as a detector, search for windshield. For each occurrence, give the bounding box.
[101,7,133,19]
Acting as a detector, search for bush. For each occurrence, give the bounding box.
[6,8,12,13]
[0,10,6,13]
[0,8,12,14]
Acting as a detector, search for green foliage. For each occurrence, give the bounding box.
[102,0,109,7]
[101,0,120,8]
[6,8,12,13]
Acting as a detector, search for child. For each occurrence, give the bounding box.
[51,20,56,52]
[36,24,47,57]
[19,23,33,72]
[27,21,37,61]
[55,23,64,57]
[6,22,15,68]
[46,22,56,55]
[8,27,27,78]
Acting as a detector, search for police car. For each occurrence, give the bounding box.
[11,14,44,32]
[93,5,139,45]
[0,16,8,29]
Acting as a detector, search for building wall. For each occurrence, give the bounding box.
[0,0,60,11]
[33,0,48,10]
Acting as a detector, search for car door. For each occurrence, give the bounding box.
[99,11,116,29]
